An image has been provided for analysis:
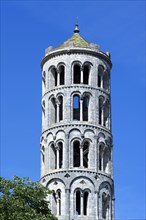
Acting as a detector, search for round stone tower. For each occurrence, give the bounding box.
[40,24,115,220]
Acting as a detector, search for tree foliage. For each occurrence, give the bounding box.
[0,176,57,220]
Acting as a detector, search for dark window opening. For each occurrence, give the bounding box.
[59,96,63,121]
[99,151,102,171]
[83,96,89,121]
[52,68,57,86]
[74,64,81,84]
[60,66,65,85]
[83,66,89,84]
[76,191,81,215]
[83,142,89,168]
[73,95,80,120]
[73,141,80,167]
[58,191,61,215]
[83,191,88,215]
[98,75,101,87]
[58,142,63,168]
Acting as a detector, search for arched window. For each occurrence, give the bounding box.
[51,67,57,87]
[73,141,80,167]
[57,190,61,215]
[98,65,104,88]
[99,97,104,125]
[73,95,80,120]
[76,190,81,215]
[74,64,81,84]
[59,65,65,85]
[99,144,111,174]
[83,65,89,84]
[52,191,57,215]
[50,97,57,124]
[58,96,63,121]
[103,147,111,174]
[104,102,110,129]
[50,144,57,170]
[83,191,89,215]
[58,142,63,169]
[102,193,110,219]
[41,145,45,165]
[83,141,89,168]
[42,101,45,128]
[103,71,109,92]
[83,96,89,121]
[75,190,89,216]
[42,71,46,94]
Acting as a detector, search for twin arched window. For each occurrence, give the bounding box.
[73,140,89,168]
[50,142,63,170]
[75,190,89,216]
[99,143,111,174]
[52,190,61,216]
[73,64,90,85]
[50,96,63,124]
[99,96,110,129]
[102,192,110,219]
[98,65,109,92]
[49,65,65,89]
[73,94,89,121]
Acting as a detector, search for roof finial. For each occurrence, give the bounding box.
[74,18,79,33]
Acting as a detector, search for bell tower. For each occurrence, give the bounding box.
[40,24,115,220]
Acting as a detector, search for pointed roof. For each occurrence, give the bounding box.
[56,24,94,49]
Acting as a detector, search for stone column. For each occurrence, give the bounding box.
[65,188,70,220]
[56,147,59,169]
[56,102,59,123]
[101,106,104,126]
[101,75,103,89]
[80,144,83,167]
[80,99,83,121]
[57,69,60,86]
[81,192,83,215]
[81,67,83,83]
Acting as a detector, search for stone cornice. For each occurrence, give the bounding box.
[42,85,110,99]
[41,123,112,137]
[41,48,112,69]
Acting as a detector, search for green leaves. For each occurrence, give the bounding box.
[0,176,57,220]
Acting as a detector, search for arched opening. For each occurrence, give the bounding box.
[98,65,104,88]
[42,146,45,164]
[58,142,63,169]
[83,191,89,215]
[42,71,46,93]
[83,96,89,121]
[83,65,89,84]
[99,97,104,125]
[52,67,57,87]
[102,193,110,219]
[83,141,89,168]
[57,190,61,215]
[76,190,81,215]
[103,71,109,92]
[52,191,57,215]
[99,143,104,171]
[103,147,111,174]
[73,141,80,167]
[50,144,57,170]
[73,95,80,120]
[104,103,110,129]
[74,64,81,84]
[58,96,63,121]
[50,97,57,124]
[42,100,45,127]
[59,65,65,85]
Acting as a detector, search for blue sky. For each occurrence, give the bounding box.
[1,1,145,219]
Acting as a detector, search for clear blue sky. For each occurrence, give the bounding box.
[1,1,145,219]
